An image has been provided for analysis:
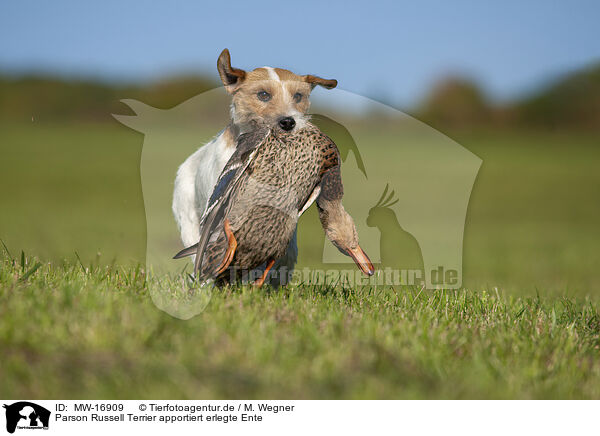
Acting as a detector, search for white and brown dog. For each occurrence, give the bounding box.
[172,49,337,284]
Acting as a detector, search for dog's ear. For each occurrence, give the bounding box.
[217,49,246,93]
[304,75,337,90]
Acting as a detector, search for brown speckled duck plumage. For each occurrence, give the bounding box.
[174,121,373,286]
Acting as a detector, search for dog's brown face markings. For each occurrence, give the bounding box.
[217,49,337,131]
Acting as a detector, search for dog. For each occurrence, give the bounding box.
[172,49,337,285]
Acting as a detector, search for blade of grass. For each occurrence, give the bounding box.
[74,251,86,274]
[0,239,13,262]
[19,262,42,282]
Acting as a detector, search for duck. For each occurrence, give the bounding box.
[173,121,374,287]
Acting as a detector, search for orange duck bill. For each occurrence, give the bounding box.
[346,245,375,276]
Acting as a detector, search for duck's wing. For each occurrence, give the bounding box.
[173,126,271,278]
[298,185,321,217]
[203,126,270,219]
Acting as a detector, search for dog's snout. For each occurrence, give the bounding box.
[278,117,296,131]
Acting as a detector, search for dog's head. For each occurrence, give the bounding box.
[217,49,337,132]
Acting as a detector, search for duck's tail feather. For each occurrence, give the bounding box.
[173,243,199,259]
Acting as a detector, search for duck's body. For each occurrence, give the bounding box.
[175,121,373,286]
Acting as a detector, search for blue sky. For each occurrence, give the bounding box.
[1,0,599,106]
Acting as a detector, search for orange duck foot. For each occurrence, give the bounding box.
[215,218,237,276]
[253,259,275,288]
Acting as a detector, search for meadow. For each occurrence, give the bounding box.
[1,120,599,398]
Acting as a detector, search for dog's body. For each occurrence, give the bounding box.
[172,49,336,284]
[173,126,235,249]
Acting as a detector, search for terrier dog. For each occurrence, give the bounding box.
[172,49,337,284]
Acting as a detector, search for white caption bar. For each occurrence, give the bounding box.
[1,400,597,435]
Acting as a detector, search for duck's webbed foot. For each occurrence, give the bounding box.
[254,259,275,288]
[215,218,237,275]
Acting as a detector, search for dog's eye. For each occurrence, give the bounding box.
[293,92,303,103]
[257,91,271,102]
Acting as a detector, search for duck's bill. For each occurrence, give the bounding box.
[347,246,375,276]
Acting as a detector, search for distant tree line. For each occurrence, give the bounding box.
[417,62,600,130]
[0,74,218,123]
[1,62,599,130]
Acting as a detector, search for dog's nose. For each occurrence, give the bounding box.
[278,117,296,131]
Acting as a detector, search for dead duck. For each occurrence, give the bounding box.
[174,121,374,286]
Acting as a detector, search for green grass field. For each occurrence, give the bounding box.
[1,121,600,398]
[2,254,600,399]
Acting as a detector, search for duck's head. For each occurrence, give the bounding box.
[323,205,375,277]
[217,49,337,133]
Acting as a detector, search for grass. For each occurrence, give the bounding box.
[1,250,600,399]
[1,121,599,293]
[1,121,600,398]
